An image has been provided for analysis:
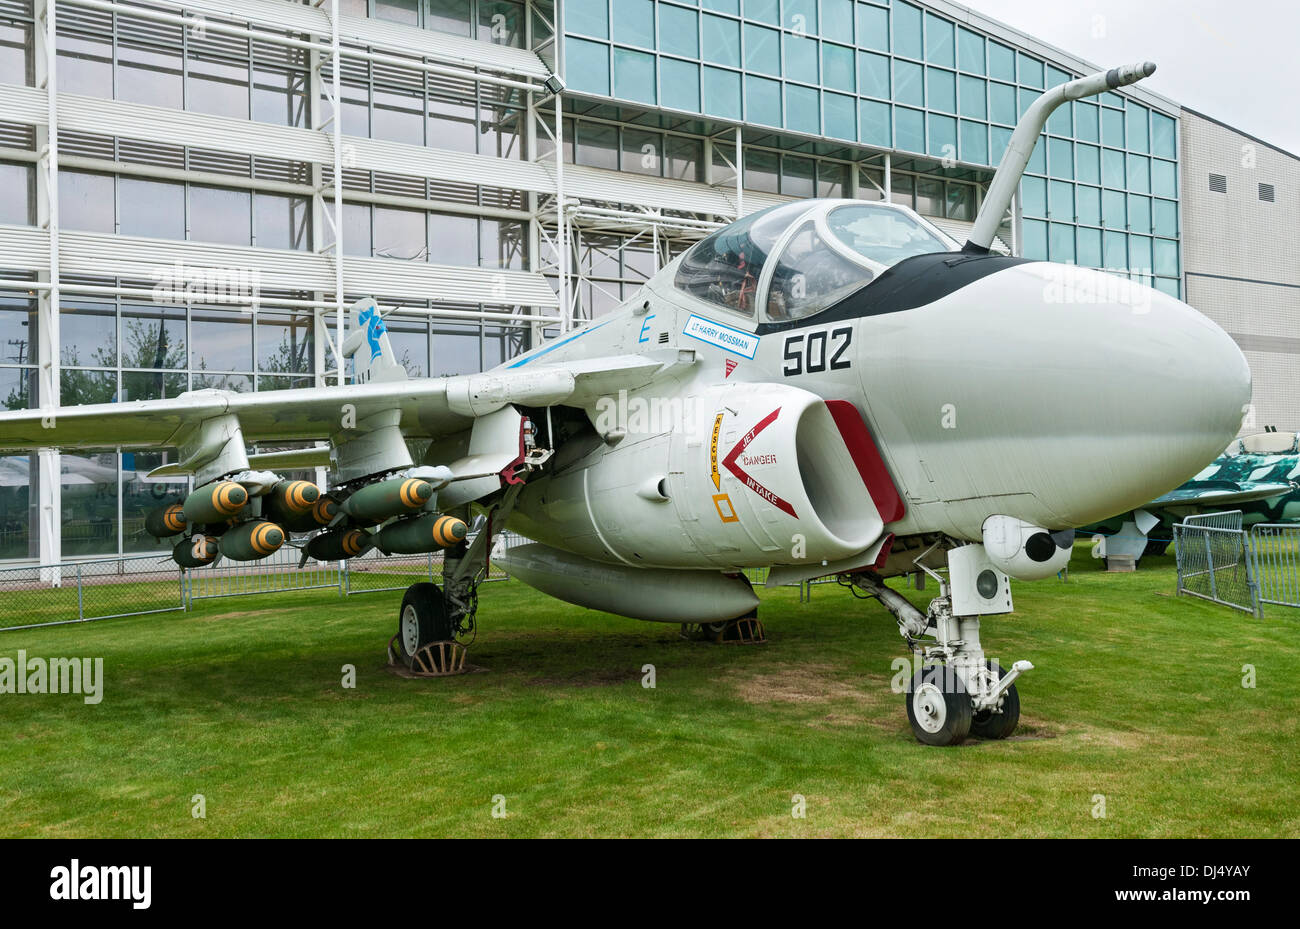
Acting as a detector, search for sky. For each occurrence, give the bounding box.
[956,0,1300,156]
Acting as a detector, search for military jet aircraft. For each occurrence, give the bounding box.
[1088,428,1299,562]
[0,62,1252,744]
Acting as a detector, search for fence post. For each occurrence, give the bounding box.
[76,564,84,620]
[1204,532,1217,601]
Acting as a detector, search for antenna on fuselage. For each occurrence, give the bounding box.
[965,61,1157,254]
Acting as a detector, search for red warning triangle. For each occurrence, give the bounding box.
[724,358,738,378]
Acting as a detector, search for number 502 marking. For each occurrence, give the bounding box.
[783,326,852,376]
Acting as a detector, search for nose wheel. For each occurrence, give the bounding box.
[905,665,972,746]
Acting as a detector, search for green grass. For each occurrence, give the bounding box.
[0,547,1297,838]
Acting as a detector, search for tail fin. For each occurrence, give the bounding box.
[340,298,408,384]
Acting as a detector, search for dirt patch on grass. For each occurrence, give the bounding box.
[731,664,879,705]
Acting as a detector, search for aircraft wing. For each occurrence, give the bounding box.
[0,352,676,454]
[1147,480,1297,510]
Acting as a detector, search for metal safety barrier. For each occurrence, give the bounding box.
[1247,524,1300,609]
[0,553,187,631]
[1174,520,1261,617]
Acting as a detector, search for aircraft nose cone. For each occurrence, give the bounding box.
[1029,265,1250,522]
[891,262,1252,533]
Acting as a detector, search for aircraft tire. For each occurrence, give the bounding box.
[970,660,1020,740]
[396,582,452,666]
[905,665,971,746]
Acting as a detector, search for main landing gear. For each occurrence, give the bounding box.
[849,544,1033,746]
[392,486,522,674]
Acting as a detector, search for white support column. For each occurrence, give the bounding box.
[329,0,344,385]
[734,126,743,216]
[553,92,570,332]
[884,152,892,201]
[35,0,61,580]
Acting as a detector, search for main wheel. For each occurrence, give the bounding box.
[905,665,972,746]
[970,660,1020,740]
[396,582,452,667]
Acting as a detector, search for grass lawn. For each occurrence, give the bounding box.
[0,546,1296,838]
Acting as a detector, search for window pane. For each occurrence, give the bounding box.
[576,122,618,170]
[191,310,253,371]
[430,212,481,267]
[190,186,251,246]
[612,0,656,48]
[661,58,700,113]
[958,27,984,74]
[665,135,702,182]
[927,67,955,113]
[257,312,313,374]
[744,148,779,193]
[785,33,818,85]
[859,51,889,98]
[859,100,891,147]
[896,107,924,154]
[781,155,815,198]
[121,306,186,370]
[187,55,249,120]
[61,301,117,368]
[924,12,954,67]
[61,453,118,556]
[254,194,309,251]
[745,75,781,127]
[0,162,32,225]
[428,0,473,36]
[856,2,889,53]
[120,178,185,240]
[567,0,609,38]
[926,114,956,159]
[661,6,699,58]
[824,43,854,94]
[373,207,427,261]
[622,128,663,177]
[613,47,656,105]
[702,14,741,68]
[702,66,741,120]
[894,60,923,106]
[958,75,986,119]
[564,37,610,95]
[893,2,922,59]
[59,171,115,233]
[744,24,780,76]
[785,85,819,135]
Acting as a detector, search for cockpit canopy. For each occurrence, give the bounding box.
[673,199,955,323]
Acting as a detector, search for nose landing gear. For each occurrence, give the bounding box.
[850,543,1033,746]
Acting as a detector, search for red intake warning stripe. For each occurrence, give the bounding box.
[721,407,797,519]
[823,399,905,524]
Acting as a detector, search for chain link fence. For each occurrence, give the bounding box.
[0,554,187,631]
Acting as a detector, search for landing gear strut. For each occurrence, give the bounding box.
[392,485,522,669]
[850,544,1033,746]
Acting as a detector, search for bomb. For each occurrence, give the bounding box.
[217,519,285,561]
[374,514,468,555]
[305,528,371,562]
[276,494,341,533]
[183,481,248,524]
[263,479,320,523]
[172,535,219,569]
[341,478,433,525]
[144,502,187,538]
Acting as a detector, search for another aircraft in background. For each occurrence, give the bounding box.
[1087,429,1299,562]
